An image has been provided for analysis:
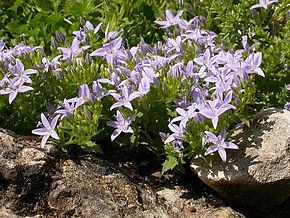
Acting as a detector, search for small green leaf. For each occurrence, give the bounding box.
[81,141,102,153]
[239,116,250,127]
[162,155,178,174]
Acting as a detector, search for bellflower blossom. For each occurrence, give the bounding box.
[0,81,33,104]
[164,123,186,144]
[0,39,5,51]
[250,0,278,10]
[245,52,265,77]
[92,80,113,100]
[8,59,37,86]
[106,110,134,141]
[164,123,186,156]
[90,36,126,66]
[198,94,236,129]
[0,59,37,104]
[85,21,102,34]
[78,83,91,101]
[41,55,62,73]
[170,105,197,128]
[155,10,183,28]
[110,85,139,111]
[32,113,60,148]
[58,38,90,62]
[73,28,86,43]
[55,97,85,119]
[203,128,239,162]
[194,48,218,76]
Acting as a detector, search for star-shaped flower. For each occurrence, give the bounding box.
[250,0,278,10]
[203,128,239,162]
[32,113,60,148]
[106,110,134,141]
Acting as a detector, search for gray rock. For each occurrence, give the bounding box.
[17,148,46,177]
[0,205,19,218]
[191,108,290,211]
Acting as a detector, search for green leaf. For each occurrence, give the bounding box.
[162,155,178,174]
[239,115,250,127]
[81,141,102,153]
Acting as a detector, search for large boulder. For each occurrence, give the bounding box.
[0,128,244,218]
[191,108,290,212]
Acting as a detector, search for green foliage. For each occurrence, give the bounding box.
[57,101,104,153]
[0,0,290,173]
[181,0,290,108]
[0,0,181,50]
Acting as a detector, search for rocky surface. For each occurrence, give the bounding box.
[191,108,290,213]
[0,128,245,218]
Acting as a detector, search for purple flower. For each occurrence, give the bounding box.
[11,43,35,56]
[245,52,265,77]
[203,129,239,162]
[0,39,5,51]
[85,21,102,34]
[194,48,218,76]
[205,68,234,94]
[250,0,278,10]
[78,83,91,101]
[167,36,183,53]
[41,55,62,73]
[142,67,159,85]
[174,93,191,109]
[32,113,60,148]
[189,86,205,104]
[92,81,113,100]
[106,110,134,141]
[90,37,125,66]
[172,140,184,157]
[56,32,65,43]
[241,36,249,52]
[9,59,37,86]
[0,73,11,86]
[105,24,119,40]
[110,85,139,111]
[169,62,184,77]
[55,97,85,119]
[177,17,199,30]
[184,61,198,77]
[164,123,186,144]
[155,10,183,28]
[58,38,90,62]
[73,28,86,43]
[198,98,236,129]
[133,77,151,97]
[178,0,184,6]
[170,105,197,127]
[51,36,57,49]
[0,81,33,104]
[138,39,153,53]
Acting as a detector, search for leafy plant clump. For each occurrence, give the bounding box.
[0,0,289,172]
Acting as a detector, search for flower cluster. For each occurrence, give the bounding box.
[0,9,266,171]
[0,41,39,103]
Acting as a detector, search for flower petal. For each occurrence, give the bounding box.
[218,148,227,162]
[205,145,218,156]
